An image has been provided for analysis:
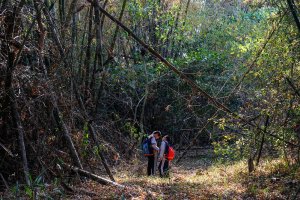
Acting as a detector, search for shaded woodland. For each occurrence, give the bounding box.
[1,0,300,199]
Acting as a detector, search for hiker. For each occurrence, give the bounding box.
[158,135,171,177]
[147,131,161,176]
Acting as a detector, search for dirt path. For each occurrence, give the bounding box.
[62,158,299,200]
[1,152,297,199]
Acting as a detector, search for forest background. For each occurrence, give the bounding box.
[1,0,300,199]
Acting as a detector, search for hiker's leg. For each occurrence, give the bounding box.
[153,152,158,175]
[147,157,151,175]
[160,159,165,177]
[163,160,168,172]
[158,161,163,177]
[164,160,169,177]
[150,156,155,175]
[147,156,154,176]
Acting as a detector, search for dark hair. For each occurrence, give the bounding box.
[152,131,161,136]
[164,135,170,142]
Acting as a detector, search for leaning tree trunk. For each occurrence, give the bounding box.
[287,0,300,35]
[256,115,269,166]
[39,1,83,169]
[73,83,115,181]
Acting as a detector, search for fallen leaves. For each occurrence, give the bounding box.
[46,158,300,200]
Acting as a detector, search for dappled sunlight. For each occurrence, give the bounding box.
[109,158,299,199]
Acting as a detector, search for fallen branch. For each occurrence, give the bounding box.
[0,173,9,190]
[62,163,124,188]
[0,142,14,157]
[62,163,158,198]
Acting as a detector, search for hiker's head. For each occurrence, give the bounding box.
[163,135,170,142]
[152,131,161,139]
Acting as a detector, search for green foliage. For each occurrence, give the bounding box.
[124,122,143,140]
[82,122,90,158]
[11,173,48,199]
[11,182,20,198]
[213,134,243,162]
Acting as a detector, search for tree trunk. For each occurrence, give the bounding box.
[83,6,94,96]
[248,157,254,173]
[7,51,31,186]
[286,77,300,98]
[163,0,182,57]
[287,0,300,35]
[65,0,78,28]
[40,3,83,169]
[12,94,31,186]
[73,83,115,181]
[256,115,269,166]
[93,0,106,113]
[108,0,128,60]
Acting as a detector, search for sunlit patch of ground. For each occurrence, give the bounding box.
[118,158,300,199]
[2,158,299,199]
[68,160,290,200]
[64,158,299,200]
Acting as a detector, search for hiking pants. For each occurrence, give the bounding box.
[158,159,169,177]
[147,156,155,176]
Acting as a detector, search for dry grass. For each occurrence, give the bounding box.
[110,158,300,200]
[2,158,299,199]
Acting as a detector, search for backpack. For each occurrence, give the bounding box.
[142,137,153,156]
[164,142,175,160]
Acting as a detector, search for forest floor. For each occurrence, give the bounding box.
[2,155,300,199]
[63,157,300,200]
